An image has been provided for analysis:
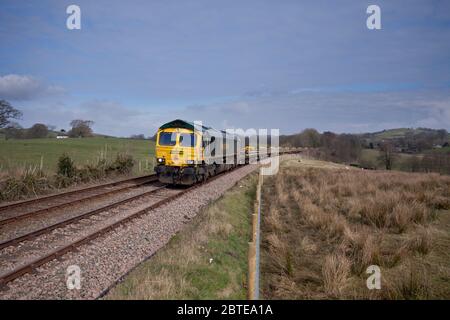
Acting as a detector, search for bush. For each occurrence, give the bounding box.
[57,153,76,178]
[1,152,136,203]
[54,173,77,189]
[0,168,52,201]
[78,161,107,182]
[108,153,134,174]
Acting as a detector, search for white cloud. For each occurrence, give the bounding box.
[16,89,450,136]
[19,99,170,137]
[177,90,450,134]
[0,74,66,101]
[416,102,450,129]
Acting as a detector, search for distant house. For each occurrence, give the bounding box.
[56,135,68,139]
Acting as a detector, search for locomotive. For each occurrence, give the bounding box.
[154,119,249,185]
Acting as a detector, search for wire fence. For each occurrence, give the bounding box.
[248,168,263,300]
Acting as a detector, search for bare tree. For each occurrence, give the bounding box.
[319,132,361,163]
[27,123,49,139]
[436,129,448,144]
[0,100,22,128]
[334,134,361,163]
[405,155,421,172]
[378,141,396,170]
[69,119,94,138]
[4,122,24,140]
[300,128,321,147]
[130,134,145,140]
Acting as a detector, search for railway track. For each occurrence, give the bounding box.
[0,167,239,289]
[0,185,168,250]
[0,174,158,226]
[0,152,300,290]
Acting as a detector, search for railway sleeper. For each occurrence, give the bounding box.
[155,163,236,185]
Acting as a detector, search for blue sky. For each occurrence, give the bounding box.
[0,0,449,136]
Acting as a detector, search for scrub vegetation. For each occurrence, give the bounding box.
[0,152,135,202]
[261,159,450,299]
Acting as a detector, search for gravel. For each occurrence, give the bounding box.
[0,165,258,299]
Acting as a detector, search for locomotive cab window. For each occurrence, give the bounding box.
[179,133,197,147]
[158,132,177,146]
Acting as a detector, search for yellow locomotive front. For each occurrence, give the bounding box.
[154,119,242,185]
[155,121,203,185]
[156,128,200,167]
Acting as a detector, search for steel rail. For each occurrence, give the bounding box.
[0,175,158,226]
[0,185,167,250]
[0,174,157,213]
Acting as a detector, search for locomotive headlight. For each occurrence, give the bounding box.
[186,160,194,165]
[157,157,165,163]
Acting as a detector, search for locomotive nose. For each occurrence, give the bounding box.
[169,148,188,165]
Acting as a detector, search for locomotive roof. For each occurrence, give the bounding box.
[159,120,242,141]
[159,119,211,132]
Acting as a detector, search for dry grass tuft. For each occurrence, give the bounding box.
[322,254,351,297]
[383,264,432,300]
[344,232,381,274]
[405,226,432,255]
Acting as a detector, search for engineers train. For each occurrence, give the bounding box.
[154,119,260,185]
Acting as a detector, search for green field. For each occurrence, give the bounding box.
[368,127,449,140]
[433,146,450,154]
[0,137,156,175]
[371,128,424,139]
[359,148,419,171]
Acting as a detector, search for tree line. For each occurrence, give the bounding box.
[403,152,450,175]
[0,100,94,139]
[280,129,363,163]
[281,128,450,174]
[361,128,448,153]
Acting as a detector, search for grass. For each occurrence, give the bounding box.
[359,148,420,171]
[370,128,441,140]
[0,137,155,175]
[261,158,450,299]
[105,173,257,299]
[373,128,417,139]
[433,146,450,154]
